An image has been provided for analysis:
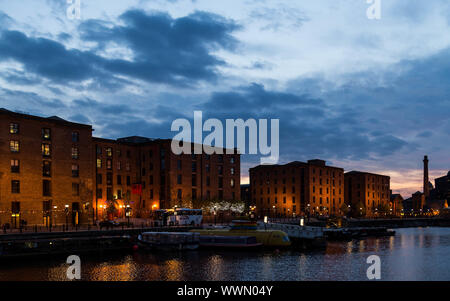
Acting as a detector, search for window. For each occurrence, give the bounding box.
[97,174,102,184]
[177,189,182,199]
[107,159,112,170]
[230,157,235,164]
[72,183,80,196]
[72,132,79,142]
[206,176,210,187]
[218,155,224,163]
[218,166,223,175]
[192,175,197,187]
[150,176,154,185]
[96,146,102,155]
[72,164,79,177]
[192,162,197,172]
[43,161,51,177]
[231,167,235,175]
[117,175,122,185]
[10,123,19,134]
[177,160,182,170]
[150,189,154,199]
[10,140,19,152]
[117,189,122,199]
[72,147,79,159]
[126,176,131,186]
[218,177,223,189]
[12,201,20,214]
[43,180,51,196]
[97,159,102,168]
[117,161,121,170]
[96,189,102,199]
[192,189,197,200]
[126,163,130,171]
[42,128,51,140]
[177,175,182,185]
[117,149,122,157]
[106,147,113,157]
[230,178,235,188]
[42,143,51,157]
[107,173,112,185]
[11,180,20,193]
[10,160,19,173]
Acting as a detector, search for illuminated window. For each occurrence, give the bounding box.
[106,147,113,157]
[97,159,102,168]
[10,140,19,152]
[10,159,19,173]
[72,147,79,159]
[107,159,112,170]
[42,143,51,157]
[10,123,19,134]
[231,178,235,188]
[42,128,51,140]
[231,167,235,175]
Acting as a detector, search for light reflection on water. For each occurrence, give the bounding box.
[1,227,450,281]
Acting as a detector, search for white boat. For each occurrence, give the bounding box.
[137,232,199,251]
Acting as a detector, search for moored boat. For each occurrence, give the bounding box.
[193,220,291,248]
[137,232,199,251]
[199,235,263,249]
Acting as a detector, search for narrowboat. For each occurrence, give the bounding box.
[137,232,200,251]
[199,235,263,249]
[192,220,291,248]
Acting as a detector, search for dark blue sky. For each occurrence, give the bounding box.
[1,0,450,196]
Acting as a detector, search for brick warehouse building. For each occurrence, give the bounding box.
[250,160,345,217]
[0,109,240,227]
[344,171,390,217]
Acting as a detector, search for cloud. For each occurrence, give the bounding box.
[0,9,240,89]
[78,9,240,86]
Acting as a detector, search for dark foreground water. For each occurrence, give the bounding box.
[1,227,449,281]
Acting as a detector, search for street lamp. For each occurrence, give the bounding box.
[64,205,69,229]
[126,205,131,226]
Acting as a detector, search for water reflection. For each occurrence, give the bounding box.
[1,228,450,281]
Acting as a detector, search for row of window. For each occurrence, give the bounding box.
[10,180,80,196]
[9,123,80,142]
[9,160,80,178]
[9,140,80,159]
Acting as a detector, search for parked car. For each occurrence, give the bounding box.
[99,220,120,229]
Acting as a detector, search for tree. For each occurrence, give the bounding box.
[340,203,350,216]
[355,201,366,217]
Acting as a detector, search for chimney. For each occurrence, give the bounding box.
[423,155,430,198]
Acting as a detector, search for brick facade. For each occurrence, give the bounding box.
[250,160,345,217]
[0,109,240,227]
[344,171,390,217]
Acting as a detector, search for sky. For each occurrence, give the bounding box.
[1,0,450,197]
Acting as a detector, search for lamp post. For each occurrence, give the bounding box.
[64,205,69,230]
[126,205,131,226]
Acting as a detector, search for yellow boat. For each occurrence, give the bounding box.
[193,221,291,248]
